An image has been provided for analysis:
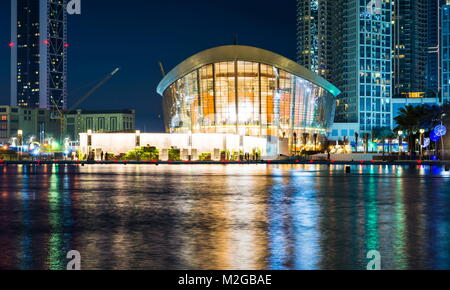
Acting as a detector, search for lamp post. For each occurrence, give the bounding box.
[419,129,425,160]
[441,113,447,161]
[398,131,403,159]
[17,130,23,160]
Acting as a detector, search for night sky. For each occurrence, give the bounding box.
[0,0,297,132]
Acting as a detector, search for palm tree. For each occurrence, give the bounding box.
[394,105,426,154]
[372,126,394,155]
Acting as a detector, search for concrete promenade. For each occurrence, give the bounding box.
[1,160,450,167]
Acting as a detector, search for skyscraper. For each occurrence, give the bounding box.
[296,0,344,87]
[346,0,393,132]
[427,0,446,95]
[297,0,393,138]
[393,0,428,97]
[10,0,68,111]
[442,2,450,102]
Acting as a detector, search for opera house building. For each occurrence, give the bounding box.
[79,46,340,160]
[157,45,340,155]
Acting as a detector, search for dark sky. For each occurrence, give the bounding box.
[0,0,297,132]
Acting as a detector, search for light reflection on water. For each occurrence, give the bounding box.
[0,164,450,270]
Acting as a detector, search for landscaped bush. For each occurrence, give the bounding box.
[199,152,212,161]
[168,148,181,161]
[230,150,239,161]
[123,146,159,161]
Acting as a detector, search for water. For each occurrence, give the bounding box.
[0,164,450,270]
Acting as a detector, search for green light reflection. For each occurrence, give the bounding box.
[48,165,64,270]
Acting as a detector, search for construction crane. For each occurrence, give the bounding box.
[50,67,121,141]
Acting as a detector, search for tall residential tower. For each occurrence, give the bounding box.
[442,2,450,102]
[393,0,428,97]
[427,0,446,95]
[297,0,393,138]
[296,0,344,88]
[10,0,68,110]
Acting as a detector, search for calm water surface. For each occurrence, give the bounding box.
[0,164,450,270]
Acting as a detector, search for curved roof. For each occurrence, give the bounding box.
[157,45,341,97]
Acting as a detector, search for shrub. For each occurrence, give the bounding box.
[123,146,159,161]
[168,148,181,161]
[199,152,212,161]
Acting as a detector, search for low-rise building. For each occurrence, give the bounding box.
[0,105,61,145]
[64,109,136,141]
[0,106,136,145]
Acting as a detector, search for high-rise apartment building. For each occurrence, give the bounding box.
[296,0,344,87]
[346,0,393,132]
[393,0,428,97]
[442,2,450,102]
[297,0,393,137]
[427,0,446,95]
[10,0,68,111]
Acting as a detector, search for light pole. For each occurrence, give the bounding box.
[441,113,447,161]
[398,130,403,159]
[419,129,425,160]
[17,130,23,160]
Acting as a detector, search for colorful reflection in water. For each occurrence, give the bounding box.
[0,164,450,270]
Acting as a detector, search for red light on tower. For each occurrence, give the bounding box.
[44,39,49,45]
[8,42,14,47]
[64,43,69,48]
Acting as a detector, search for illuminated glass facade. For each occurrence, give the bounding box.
[393,0,428,96]
[443,4,450,102]
[11,0,68,110]
[298,0,393,136]
[338,0,393,132]
[296,0,344,86]
[158,46,340,150]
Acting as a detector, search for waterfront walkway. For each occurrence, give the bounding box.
[1,160,450,167]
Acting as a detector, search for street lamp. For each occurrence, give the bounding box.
[398,131,403,158]
[441,114,447,161]
[17,130,23,160]
[419,129,425,160]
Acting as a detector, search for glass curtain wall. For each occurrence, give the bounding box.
[162,60,334,150]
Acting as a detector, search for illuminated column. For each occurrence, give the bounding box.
[135,130,141,148]
[17,129,23,147]
[188,130,192,161]
[239,128,245,160]
[17,129,23,160]
[87,129,92,155]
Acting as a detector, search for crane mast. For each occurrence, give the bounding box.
[51,67,121,141]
